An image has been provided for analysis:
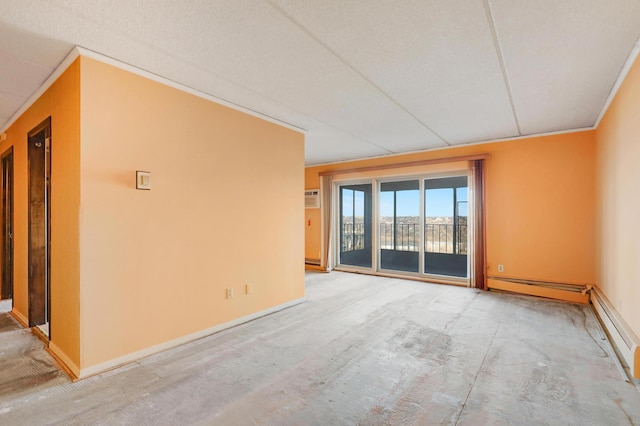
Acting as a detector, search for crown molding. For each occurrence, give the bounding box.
[1,46,306,136]
[594,37,640,128]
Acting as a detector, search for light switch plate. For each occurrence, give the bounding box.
[136,171,151,190]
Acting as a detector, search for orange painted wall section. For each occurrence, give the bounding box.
[304,208,321,261]
[79,57,304,369]
[0,60,81,371]
[596,54,640,337]
[306,131,597,286]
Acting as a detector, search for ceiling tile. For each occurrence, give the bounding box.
[2,0,445,161]
[0,91,26,120]
[304,128,392,166]
[0,1,639,164]
[0,50,53,97]
[270,0,520,143]
[0,22,72,69]
[490,0,640,134]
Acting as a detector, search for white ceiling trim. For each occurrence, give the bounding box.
[0,45,308,136]
[309,34,640,168]
[76,47,308,135]
[594,37,640,128]
[4,34,639,167]
[308,126,595,168]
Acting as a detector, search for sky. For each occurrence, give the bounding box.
[343,187,468,218]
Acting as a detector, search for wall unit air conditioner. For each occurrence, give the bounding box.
[305,189,320,209]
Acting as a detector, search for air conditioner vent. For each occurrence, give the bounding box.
[305,189,320,209]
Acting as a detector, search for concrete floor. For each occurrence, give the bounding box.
[1,271,640,425]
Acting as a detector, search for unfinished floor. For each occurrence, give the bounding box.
[1,271,639,425]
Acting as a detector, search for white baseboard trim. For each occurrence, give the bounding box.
[78,297,306,379]
[591,287,640,378]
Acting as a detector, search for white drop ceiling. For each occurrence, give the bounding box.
[0,1,639,165]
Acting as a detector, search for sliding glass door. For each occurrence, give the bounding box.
[424,176,468,277]
[379,180,420,272]
[336,175,469,280]
[339,184,372,268]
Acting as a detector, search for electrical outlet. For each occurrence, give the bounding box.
[226,288,233,299]
[498,264,504,272]
[245,284,251,295]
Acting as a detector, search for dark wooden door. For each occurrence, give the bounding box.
[1,148,13,300]
[28,118,51,327]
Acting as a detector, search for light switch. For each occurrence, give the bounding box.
[136,171,151,190]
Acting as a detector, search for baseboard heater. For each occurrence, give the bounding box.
[305,258,321,266]
[487,277,590,304]
[591,287,640,379]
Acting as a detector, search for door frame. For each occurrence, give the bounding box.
[1,147,14,302]
[27,117,51,331]
[336,182,374,269]
[377,177,422,274]
[333,179,376,272]
[423,175,469,278]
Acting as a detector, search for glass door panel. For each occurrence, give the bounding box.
[379,180,419,272]
[424,176,468,277]
[456,187,468,256]
[339,184,372,268]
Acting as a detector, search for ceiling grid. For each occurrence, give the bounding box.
[0,0,639,164]
[482,0,522,136]
[265,0,450,149]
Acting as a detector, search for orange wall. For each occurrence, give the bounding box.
[0,59,81,371]
[306,131,597,285]
[596,54,640,337]
[79,57,304,370]
[304,208,321,261]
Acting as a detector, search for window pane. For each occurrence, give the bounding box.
[339,184,372,268]
[353,190,365,250]
[354,190,364,218]
[457,187,468,203]
[395,189,419,252]
[396,190,419,217]
[457,189,468,217]
[425,188,454,254]
[380,181,420,272]
[379,190,394,217]
[342,189,353,217]
[379,191,394,250]
[425,188,453,218]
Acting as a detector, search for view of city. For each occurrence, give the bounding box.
[341,216,468,254]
